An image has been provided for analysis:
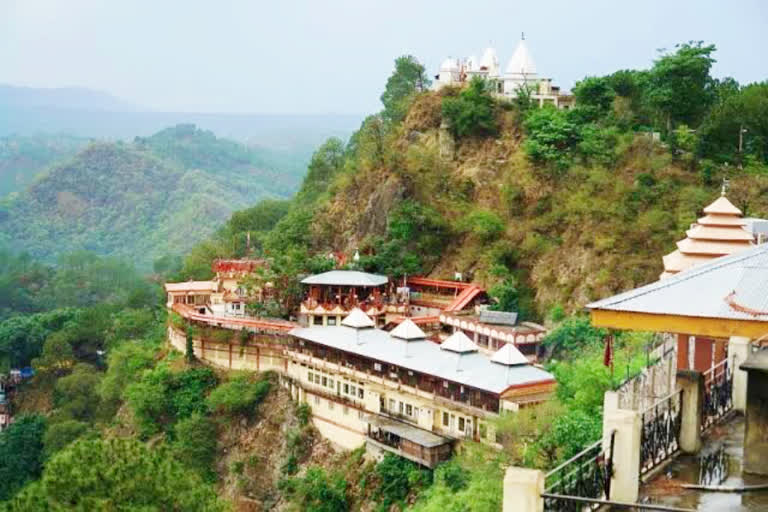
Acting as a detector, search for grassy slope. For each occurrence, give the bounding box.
[309,92,768,314]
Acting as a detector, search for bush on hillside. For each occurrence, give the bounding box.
[206,374,271,417]
[442,77,499,138]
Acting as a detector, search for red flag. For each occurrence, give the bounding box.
[603,334,613,368]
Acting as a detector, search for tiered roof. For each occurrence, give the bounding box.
[661,194,753,279]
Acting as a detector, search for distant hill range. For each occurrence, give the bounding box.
[0,124,313,268]
[0,84,361,150]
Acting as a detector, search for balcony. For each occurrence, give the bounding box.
[365,415,453,469]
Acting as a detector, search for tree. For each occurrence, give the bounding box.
[5,439,226,511]
[287,467,348,512]
[647,41,717,130]
[0,414,47,501]
[441,77,499,138]
[381,55,431,123]
[488,266,521,315]
[32,331,75,376]
[42,420,90,458]
[172,414,218,481]
[572,76,615,114]
[53,363,102,422]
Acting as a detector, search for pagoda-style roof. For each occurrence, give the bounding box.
[491,343,528,366]
[440,331,479,353]
[341,308,375,328]
[661,195,753,278]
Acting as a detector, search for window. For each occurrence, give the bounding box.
[328,378,334,389]
[450,414,455,429]
[358,388,364,399]
[458,417,465,432]
[405,404,413,416]
[313,316,323,325]
[389,399,396,412]
[399,401,404,414]
[308,371,314,382]
[350,385,356,396]
[327,317,337,326]
[374,363,382,372]
[442,412,449,427]
[322,376,327,387]
[344,384,349,394]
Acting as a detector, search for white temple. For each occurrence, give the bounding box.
[435,35,573,109]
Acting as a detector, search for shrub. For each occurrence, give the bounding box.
[374,454,431,510]
[206,375,271,417]
[459,209,505,242]
[43,419,90,458]
[441,77,499,138]
[288,467,348,512]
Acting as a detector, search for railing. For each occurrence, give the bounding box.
[698,445,728,486]
[542,431,615,511]
[640,389,682,475]
[701,359,733,433]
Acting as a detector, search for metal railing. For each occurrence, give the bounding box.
[701,359,733,433]
[640,389,682,475]
[542,431,615,511]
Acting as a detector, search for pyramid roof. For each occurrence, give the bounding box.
[491,343,528,366]
[686,225,753,242]
[390,319,426,340]
[341,308,375,329]
[703,196,742,216]
[505,39,537,76]
[440,331,479,353]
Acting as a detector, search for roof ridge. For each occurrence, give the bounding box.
[589,244,768,309]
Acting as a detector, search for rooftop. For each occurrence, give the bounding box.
[164,280,218,293]
[289,325,555,394]
[588,243,768,322]
[301,270,388,287]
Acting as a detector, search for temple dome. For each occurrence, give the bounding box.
[505,39,537,76]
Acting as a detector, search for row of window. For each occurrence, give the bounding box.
[306,369,365,400]
[386,398,420,420]
[311,394,365,419]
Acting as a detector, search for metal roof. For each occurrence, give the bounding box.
[587,243,768,321]
[341,308,375,328]
[479,310,518,326]
[301,270,388,287]
[289,325,554,394]
[365,415,451,447]
[390,319,426,340]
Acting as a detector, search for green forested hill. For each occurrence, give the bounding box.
[0,126,307,268]
[0,134,90,197]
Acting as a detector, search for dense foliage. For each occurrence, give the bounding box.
[0,125,307,269]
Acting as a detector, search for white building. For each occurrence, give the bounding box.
[435,36,573,109]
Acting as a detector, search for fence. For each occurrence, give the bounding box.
[640,389,682,475]
[542,431,615,511]
[701,359,733,432]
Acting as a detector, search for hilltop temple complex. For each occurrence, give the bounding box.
[434,35,574,109]
[165,265,552,466]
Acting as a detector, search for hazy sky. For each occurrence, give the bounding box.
[2,0,766,115]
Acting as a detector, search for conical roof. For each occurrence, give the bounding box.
[661,194,753,279]
[505,39,537,76]
[341,308,375,329]
[480,47,499,75]
[440,331,478,353]
[390,319,426,340]
[491,343,529,366]
[703,196,742,216]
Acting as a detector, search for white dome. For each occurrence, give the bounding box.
[480,47,499,74]
[505,39,537,76]
[440,58,459,72]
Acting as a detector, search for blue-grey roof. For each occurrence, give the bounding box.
[301,270,388,287]
[479,310,518,326]
[587,243,768,321]
[289,325,555,394]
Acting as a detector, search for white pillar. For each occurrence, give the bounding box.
[729,336,751,413]
[603,409,641,503]
[676,371,703,453]
[503,467,544,512]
